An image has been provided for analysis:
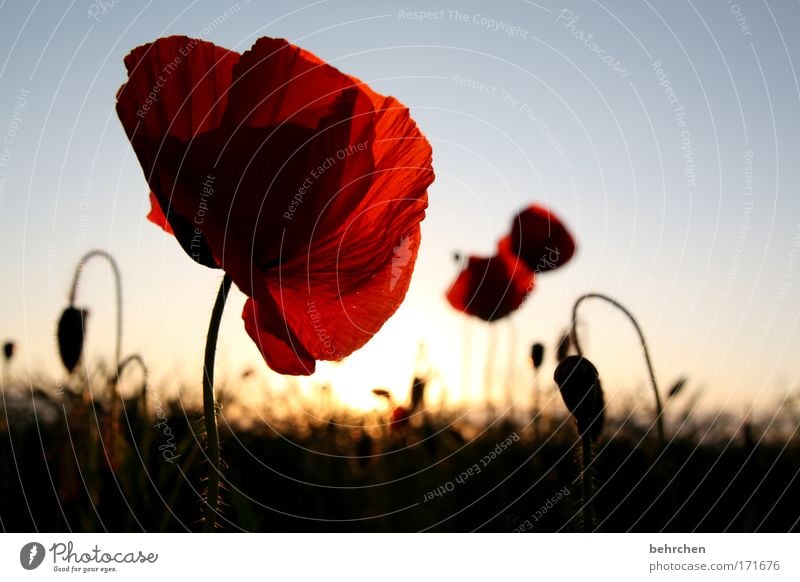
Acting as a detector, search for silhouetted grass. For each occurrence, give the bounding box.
[1,373,797,533]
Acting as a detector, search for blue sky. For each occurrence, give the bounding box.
[1,0,798,416]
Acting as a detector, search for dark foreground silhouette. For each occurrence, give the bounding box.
[1,383,797,532]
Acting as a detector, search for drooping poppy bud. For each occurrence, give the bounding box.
[530,343,545,370]
[553,355,604,442]
[2,341,14,362]
[371,388,392,401]
[57,307,88,373]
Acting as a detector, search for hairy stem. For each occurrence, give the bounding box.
[203,274,232,532]
[532,368,540,440]
[70,250,125,472]
[580,432,594,532]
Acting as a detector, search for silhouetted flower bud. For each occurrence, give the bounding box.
[372,388,392,401]
[530,343,545,369]
[667,377,687,399]
[410,376,426,411]
[57,307,88,373]
[3,341,14,362]
[554,355,605,442]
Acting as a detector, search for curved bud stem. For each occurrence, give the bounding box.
[203,274,232,532]
[571,293,665,446]
[115,354,148,395]
[115,354,150,469]
[69,250,123,368]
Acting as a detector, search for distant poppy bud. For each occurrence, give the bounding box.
[410,377,426,411]
[57,307,88,373]
[530,343,545,369]
[553,355,604,442]
[372,388,392,401]
[391,406,411,430]
[2,341,14,361]
[667,377,687,399]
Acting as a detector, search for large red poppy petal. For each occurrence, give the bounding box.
[116,36,238,142]
[243,95,432,374]
[131,135,220,267]
[256,226,422,369]
[298,97,434,293]
[208,90,376,288]
[146,191,173,234]
[116,37,238,267]
[509,204,576,272]
[242,297,316,376]
[224,37,376,131]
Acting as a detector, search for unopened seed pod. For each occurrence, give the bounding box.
[410,376,426,411]
[667,377,687,399]
[57,306,88,373]
[3,341,14,362]
[554,355,605,441]
[530,343,545,369]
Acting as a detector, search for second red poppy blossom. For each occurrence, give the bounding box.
[506,204,576,273]
[446,244,534,322]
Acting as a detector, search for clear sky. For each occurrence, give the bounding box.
[1,0,798,417]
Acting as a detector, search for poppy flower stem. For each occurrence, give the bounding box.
[580,432,594,532]
[484,324,498,413]
[461,319,471,401]
[114,354,150,466]
[531,368,540,440]
[68,250,124,468]
[69,250,122,365]
[202,274,232,532]
[506,321,518,412]
[570,293,665,446]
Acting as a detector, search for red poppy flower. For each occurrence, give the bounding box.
[505,204,576,273]
[116,36,434,375]
[445,244,534,322]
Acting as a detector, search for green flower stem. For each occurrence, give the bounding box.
[571,293,665,446]
[203,274,232,532]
